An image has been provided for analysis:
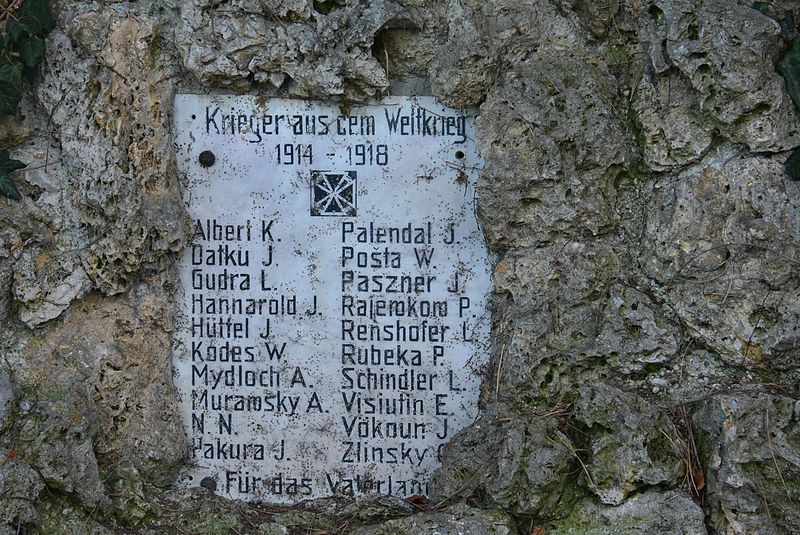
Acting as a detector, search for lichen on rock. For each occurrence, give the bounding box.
[572,383,684,505]
[546,489,706,535]
[431,403,576,516]
[0,0,799,533]
[350,502,513,535]
[694,393,800,533]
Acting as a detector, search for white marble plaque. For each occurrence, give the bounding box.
[172,95,491,502]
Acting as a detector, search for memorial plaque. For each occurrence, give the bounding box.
[171,95,492,501]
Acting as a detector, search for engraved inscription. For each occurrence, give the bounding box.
[172,95,491,502]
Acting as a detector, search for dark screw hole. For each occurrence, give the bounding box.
[199,150,216,168]
[191,114,197,120]
[455,150,465,160]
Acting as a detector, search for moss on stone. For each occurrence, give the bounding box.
[35,495,111,535]
[272,510,336,532]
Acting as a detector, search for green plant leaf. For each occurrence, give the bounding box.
[0,175,21,200]
[0,62,23,85]
[0,150,27,173]
[18,35,45,68]
[778,39,800,110]
[0,80,21,116]
[6,19,29,44]
[752,2,771,15]
[779,10,795,38]
[0,151,24,200]
[0,1,54,200]
[20,64,37,84]
[18,0,55,35]
[785,148,800,181]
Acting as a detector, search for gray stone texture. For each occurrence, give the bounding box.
[693,393,800,534]
[350,503,513,535]
[431,403,576,516]
[0,0,798,533]
[573,384,684,506]
[546,489,707,535]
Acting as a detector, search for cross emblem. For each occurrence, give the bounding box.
[310,171,357,216]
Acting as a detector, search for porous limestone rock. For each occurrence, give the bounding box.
[475,51,633,248]
[0,230,21,322]
[336,495,416,523]
[430,0,582,107]
[0,274,185,533]
[431,404,575,516]
[640,146,800,383]
[260,522,290,535]
[7,10,190,325]
[572,383,684,506]
[169,0,428,98]
[0,460,44,528]
[436,1,800,533]
[637,0,800,153]
[632,71,714,171]
[16,402,107,510]
[693,393,800,534]
[546,489,706,535]
[0,0,799,533]
[16,273,186,488]
[0,368,12,429]
[487,240,624,403]
[350,503,513,535]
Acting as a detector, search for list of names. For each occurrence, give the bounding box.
[172,95,492,502]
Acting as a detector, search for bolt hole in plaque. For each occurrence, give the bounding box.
[198,150,216,168]
[171,95,492,502]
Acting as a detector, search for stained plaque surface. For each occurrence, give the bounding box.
[172,95,491,502]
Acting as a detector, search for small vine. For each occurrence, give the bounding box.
[0,0,54,200]
[778,38,800,181]
[755,2,800,181]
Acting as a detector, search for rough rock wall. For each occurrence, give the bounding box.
[0,0,798,534]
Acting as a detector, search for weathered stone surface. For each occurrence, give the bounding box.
[488,241,623,403]
[0,460,44,528]
[14,251,93,327]
[632,72,714,171]
[431,404,575,516]
[152,489,246,535]
[17,274,186,488]
[16,401,107,510]
[5,9,190,328]
[0,174,32,335]
[573,384,684,505]
[641,146,800,382]
[430,0,582,107]
[0,368,12,429]
[259,522,290,535]
[694,393,800,534]
[636,0,800,153]
[271,510,336,532]
[0,275,184,532]
[0,0,798,533]
[546,489,706,535]
[556,0,618,39]
[170,0,423,99]
[350,503,513,535]
[594,284,680,373]
[0,116,32,150]
[337,495,416,523]
[476,51,633,249]
[37,504,113,535]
